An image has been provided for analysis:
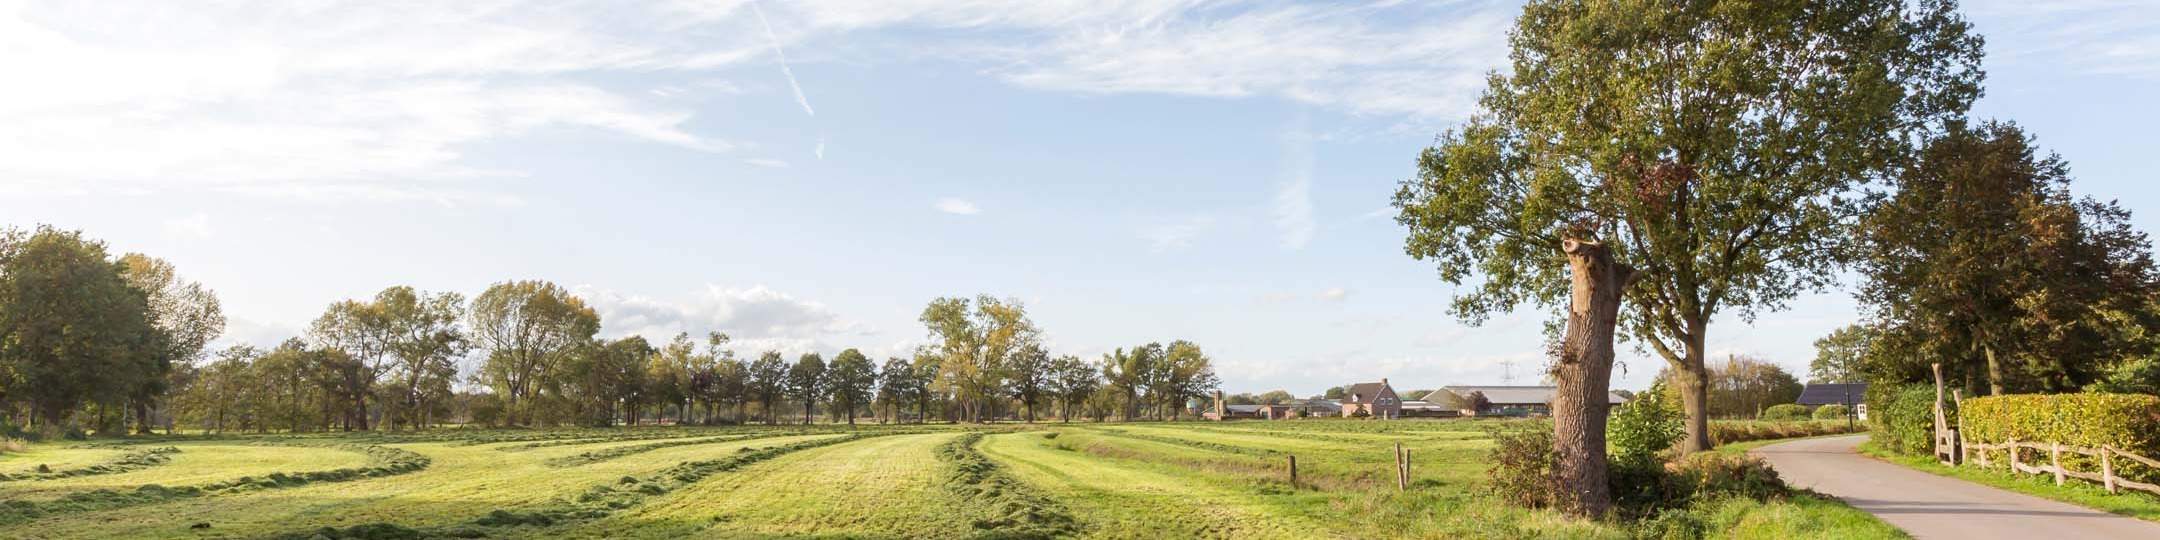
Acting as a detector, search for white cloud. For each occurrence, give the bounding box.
[209,316,300,352]
[1140,215,1215,252]
[163,212,214,239]
[1967,0,2160,77]
[0,0,751,201]
[1272,116,1317,250]
[744,158,791,168]
[815,137,827,160]
[576,285,869,347]
[1316,287,1349,303]
[936,198,981,215]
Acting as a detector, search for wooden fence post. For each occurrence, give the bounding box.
[1394,442,1406,491]
[2051,443,2066,486]
[1288,455,1298,488]
[1404,448,1412,489]
[2008,440,2020,472]
[2103,445,2119,494]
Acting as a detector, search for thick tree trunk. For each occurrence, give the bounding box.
[1551,239,1635,519]
[1675,319,1713,454]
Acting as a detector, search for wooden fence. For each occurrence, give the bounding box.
[1929,362,2160,497]
[1957,439,2160,496]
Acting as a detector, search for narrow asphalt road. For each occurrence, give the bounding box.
[1753,435,2160,539]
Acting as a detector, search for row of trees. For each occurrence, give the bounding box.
[1,242,1222,433]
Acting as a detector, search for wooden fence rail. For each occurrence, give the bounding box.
[1959,439,2160,496]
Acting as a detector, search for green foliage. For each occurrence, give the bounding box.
[1860,121,2160,394]
[0,226,162,427]
[1868,384,1944,455]
[2087,358,2160,396]
[1810,325,1874,383]
[1958,393,2160,456]
[1759,405,1809,422]
[1706,421,1863,446]
[1610,383,1684,463]
[1812,404,1850,420]
[1483,427,1558,509]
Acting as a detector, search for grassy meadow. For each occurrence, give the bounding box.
[0,420,1899,539]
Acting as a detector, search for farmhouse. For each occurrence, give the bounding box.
[1796,382,1869,420]
[1423,386,1628,417]
[1340,379,1403,419]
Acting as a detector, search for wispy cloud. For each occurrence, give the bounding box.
[1140,215,1216,252]
[936,198,981,215]
[1316,287,1349,303]
[1966,0,2160,77]
[751,0,816,117]
[1272,115,1316,250]
[162,212,214,239]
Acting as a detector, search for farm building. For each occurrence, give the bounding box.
[1293,398,1342,417]
[1422,386,1628,417]
[1340,379,1403,419]
[1796,383,1868,420]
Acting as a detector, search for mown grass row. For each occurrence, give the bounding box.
[1092,427,1290,458]
[0,443,430,525]
[937,432,1078,539]
[271,433,890,540]
[0,446,179,482]
[542,433,778,467]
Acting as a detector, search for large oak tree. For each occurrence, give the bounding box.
[1395,0,1985,485]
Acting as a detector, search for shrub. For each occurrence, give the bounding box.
[1760,404,1809,421]
[1868,383,1942,455]
[1483,427,1558,509]
[1665,453,1787,502]
[1958,393,2160,456]
[1610,382,1684,463]
[1812,404,1849,420]
[0,437,25,454]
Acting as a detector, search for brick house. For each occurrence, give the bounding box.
[1341,379,1402,419]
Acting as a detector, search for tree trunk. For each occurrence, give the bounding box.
[1551,239,1636,519]
[1675,320,1713,453]
[1983,342,2004,396]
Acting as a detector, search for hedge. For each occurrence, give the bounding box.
[1958,393,2160,455]
[1867,383,1941,455]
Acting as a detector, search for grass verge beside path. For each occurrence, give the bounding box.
[1859,440,2160,522]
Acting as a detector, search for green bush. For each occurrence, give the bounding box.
[1868,383,1942,455]
[1958,393,2160,456]
[1760,404,1809,421]
[1665,453,1788,502]
[1483,427,1558,509]
[1610,382,1683,462]
[1812,404,1849,420]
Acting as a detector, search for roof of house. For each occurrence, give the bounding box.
[1344,381,1398,403]
[1433,386,1627,405]
[1224,404,1267,413]
[1796,383,1868,406]
[1298,399,1343,410]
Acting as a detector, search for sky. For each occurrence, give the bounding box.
[3,0,2157,398]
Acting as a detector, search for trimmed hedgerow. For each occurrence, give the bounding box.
[0,446,180,482]
[1759,404,1809,422]
[0,444,429,525]
[936,433,1077,539]
[1959,392,2160,482]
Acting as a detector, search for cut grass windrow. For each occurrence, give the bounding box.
[267,432,893,540]
[0,446,179,482]
[542,433,778,467]
[937,432,1079,539]
[0,444,429,526]
[1092,427,1288,458]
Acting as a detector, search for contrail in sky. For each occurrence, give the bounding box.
[751,1,814,117]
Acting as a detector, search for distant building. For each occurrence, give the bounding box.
[1796,383,1869,421]
[1424,386,1628,417]
[1294,398,1342,417]
[1341,379,1403,419]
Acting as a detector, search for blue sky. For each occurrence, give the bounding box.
[3,0,2156,397]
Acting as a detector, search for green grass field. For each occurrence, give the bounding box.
[0,420,1902,539]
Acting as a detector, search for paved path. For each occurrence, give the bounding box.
[1753,435,2160,539]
